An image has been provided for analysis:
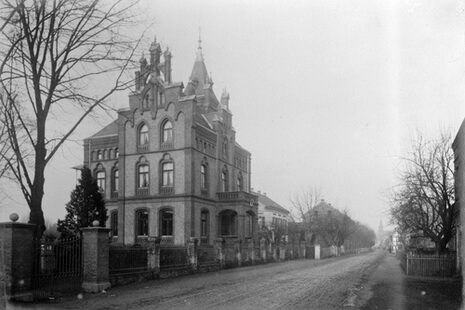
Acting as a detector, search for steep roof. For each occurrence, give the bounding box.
[90,120,118,139]
[252,191,290,215]
[189,48,209,96]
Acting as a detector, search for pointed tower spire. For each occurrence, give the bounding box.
[196,27,203,61]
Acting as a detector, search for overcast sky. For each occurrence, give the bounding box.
[1,0,464,231]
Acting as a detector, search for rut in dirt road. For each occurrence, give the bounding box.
[26,251,384,310]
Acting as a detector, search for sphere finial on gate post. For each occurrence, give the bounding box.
[9,213,19,222]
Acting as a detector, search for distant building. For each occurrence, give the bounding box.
[303,199,342,247]
[452,118,465,271]
[83,37,258,246]
[252,190,290,241]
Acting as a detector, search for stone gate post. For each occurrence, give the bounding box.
[315,244,321,260]
[81,226,111,293]
[236,240,242,267]
[187,237,199,272]
[147,236,161,277]
[272,242,277,261]
[260,238,266,262]
[0,215,35,301]
[214,238,224,269]
[279,243,286,261]
[300,241,306,259]
[248,239,255,264]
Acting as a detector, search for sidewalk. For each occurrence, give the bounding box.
[360,253,462,310]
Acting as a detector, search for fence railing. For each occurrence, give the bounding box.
[31,236,82,299]
[109,246,148,275]
[400,252,456,277]
[159,246,189,270]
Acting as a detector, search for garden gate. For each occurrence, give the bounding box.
[31,236,82,299]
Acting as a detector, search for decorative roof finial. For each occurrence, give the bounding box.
[195,27,204,61]
[139,52,146,63]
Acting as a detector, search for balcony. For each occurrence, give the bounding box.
[160,141,173,150]
[136,187,149,196]
[159,186,174,195]
[217,191,258,205]
[137,144,148,153]
[160,236,174,246]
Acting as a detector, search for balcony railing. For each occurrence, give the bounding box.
[160,141,173,150]
[217,191,258,205]
[111,191,119,199]
[136,187,149,196]
[160,236,174,246]
[159,186,174,195]
[137,144,148,152]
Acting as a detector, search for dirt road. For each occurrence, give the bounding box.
[13,251,384,310]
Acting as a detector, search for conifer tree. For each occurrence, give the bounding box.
[57,167,107,238]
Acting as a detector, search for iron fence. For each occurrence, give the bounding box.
[197,245,217,265]
[31,236,82,299]
[109,246,148,276]
[159,246,189,270]
[0,238,6,307]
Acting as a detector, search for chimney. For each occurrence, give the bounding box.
[164,48,172,83]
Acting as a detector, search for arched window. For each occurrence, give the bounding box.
[112,168,119,195]
[221,167,228,192]
[110,210,118,237]
[219,210,237,236]
[96,170,105,192]
[161,120,173,143]
[200,210,209,243]
[138,164,149,188]
[115,148,119,158]
[200,164,207,190]
[135,209,149,236]
[97,150,103,160]
[160,209,173,236]
[245,212,254,238]
[161,162,174,187]
[103,149,108,160]
[222,139,228,159]
[236,173,243,192]
[138,123,149,147]
[143,93,149,109]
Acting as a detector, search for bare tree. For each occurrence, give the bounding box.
[390,132,456,253]
[0,0,143,237]
[290,189,357,246]
[289,187,322,222]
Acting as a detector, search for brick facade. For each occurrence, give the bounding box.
[84,37,258,246]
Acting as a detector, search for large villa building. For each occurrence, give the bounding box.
[83,37,258,246]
